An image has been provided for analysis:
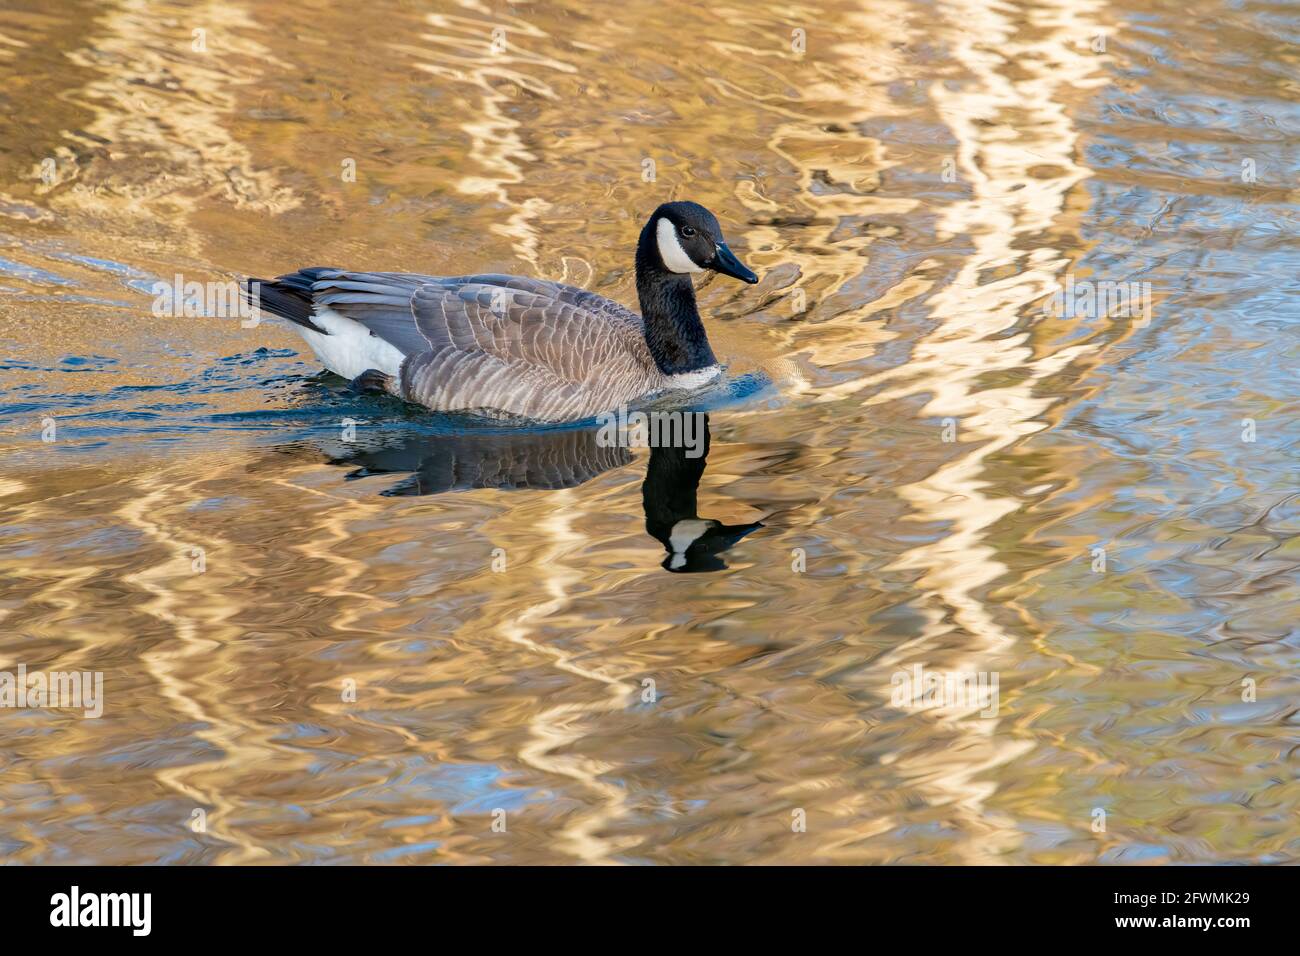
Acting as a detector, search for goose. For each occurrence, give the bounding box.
[244,201,758,422]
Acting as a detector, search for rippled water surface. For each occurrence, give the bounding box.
[0,0,1296,864]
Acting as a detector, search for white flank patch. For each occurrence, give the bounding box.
[656,217,704,274]
[294,307,404,382]
[665,364,721,389]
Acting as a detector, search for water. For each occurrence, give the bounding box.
[0,0,1295,864]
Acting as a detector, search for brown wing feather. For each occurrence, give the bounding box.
[401,346,646,421]
[408,277,654,385]
[302,271,664,420]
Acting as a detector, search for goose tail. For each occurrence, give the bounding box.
[242,267,338,334]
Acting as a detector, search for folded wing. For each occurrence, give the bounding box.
[304,271,661,419]
[311,271,652,381]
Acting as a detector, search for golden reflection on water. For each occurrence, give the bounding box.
[861,0,1110,863]
[0,0,1296,864]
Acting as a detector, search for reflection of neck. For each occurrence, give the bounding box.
[635,221,717,375]
[642,424,710,542]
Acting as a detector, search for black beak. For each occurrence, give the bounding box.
[709,242,759,284]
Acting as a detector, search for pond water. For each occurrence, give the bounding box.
[0,0,1295,863]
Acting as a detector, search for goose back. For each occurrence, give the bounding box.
[292,270,670,420]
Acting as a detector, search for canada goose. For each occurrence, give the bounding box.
[245,202,758,422]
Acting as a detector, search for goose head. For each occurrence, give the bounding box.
[634,201,757,376]
[641,414,764,573]
[641,201,758,285]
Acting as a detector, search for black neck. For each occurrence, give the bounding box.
[635,222,717,375]
[642,418,710,537]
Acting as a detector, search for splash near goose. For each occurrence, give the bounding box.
[244,201,758,422]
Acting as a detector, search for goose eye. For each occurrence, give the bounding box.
[680,225,696,238]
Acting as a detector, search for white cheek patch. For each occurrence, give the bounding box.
[656,217,704,274]
[669,519,711,554]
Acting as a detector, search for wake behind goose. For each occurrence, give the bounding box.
[244,201,758,422]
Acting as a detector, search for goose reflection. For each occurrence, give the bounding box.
[638,419,763,572]
[312,414,762,572]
